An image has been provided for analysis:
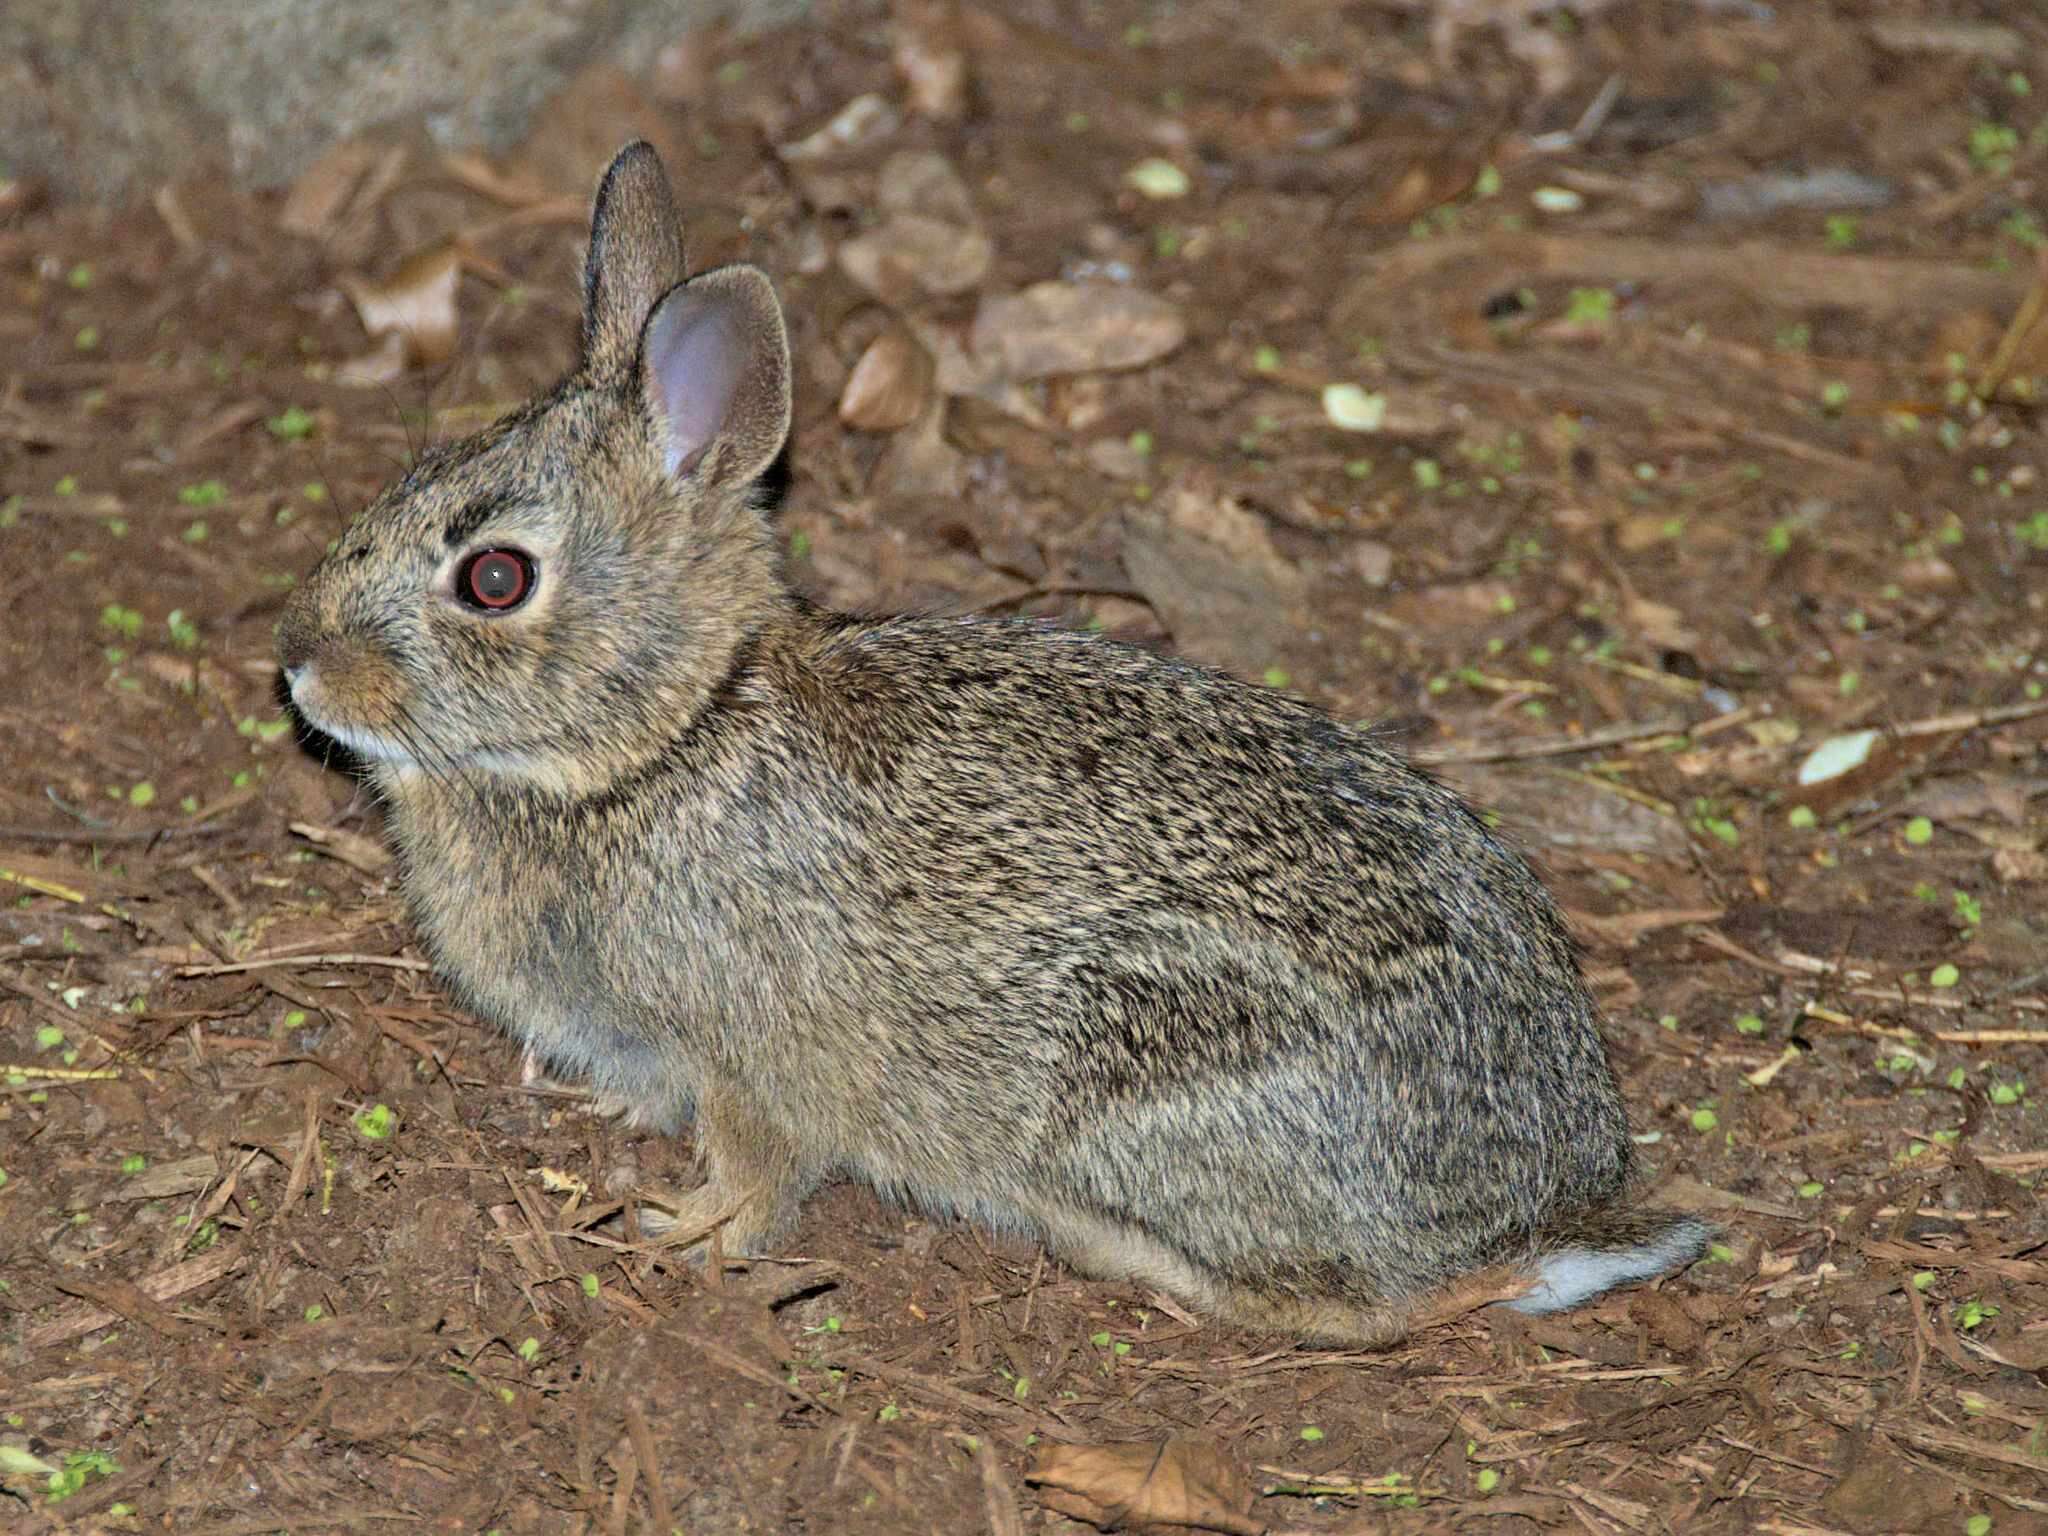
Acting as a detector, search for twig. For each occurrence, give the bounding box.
[177,952,431,977]
[25,1247,245,1349]
[624,1399,676,1535]
[1975,243,2048,399]
[1357,233,2027,319]
[0,1064,123,1086]
[1411,715,1688,765]
[840,1355,1036,1425]
[0,821,241,845]
[1893,696,2048,739]
[974,1437,1027,1536]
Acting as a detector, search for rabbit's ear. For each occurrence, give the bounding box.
[581,141,686,378]
[639,265,792,487]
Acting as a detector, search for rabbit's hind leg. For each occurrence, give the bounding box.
[1037,1206,1227,1316]
[1038,1205,1418,1348]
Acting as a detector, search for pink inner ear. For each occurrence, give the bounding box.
[642,290,745,477]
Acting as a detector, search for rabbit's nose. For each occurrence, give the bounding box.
[276,602,320,672]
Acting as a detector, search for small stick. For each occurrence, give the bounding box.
[177,952,431,977]
[1892,696,2048,738]
[0,821,241,845]
[975,1438,1027,1536]
[1411,715,1689,765]
[623,1399,676,1535]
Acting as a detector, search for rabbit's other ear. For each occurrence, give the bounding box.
[582,141,686,377]
[640,265,793,488]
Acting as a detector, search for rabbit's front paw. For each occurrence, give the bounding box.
[633,1100,812,1260]
[636,1177,793,1260]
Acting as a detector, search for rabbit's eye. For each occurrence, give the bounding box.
[459,549,534,611]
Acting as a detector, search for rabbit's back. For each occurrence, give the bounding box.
[740,614,1633,1297]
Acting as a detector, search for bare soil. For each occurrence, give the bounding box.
[3,2,2046,1533]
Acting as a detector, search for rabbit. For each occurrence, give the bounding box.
[276,141,1708,1346]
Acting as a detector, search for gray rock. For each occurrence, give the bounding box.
[0,0,804,203]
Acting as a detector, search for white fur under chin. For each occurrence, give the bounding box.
[285,672,418,769]
[1503,1218,1712,1314]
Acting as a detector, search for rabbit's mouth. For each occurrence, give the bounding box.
[282,663,422,771]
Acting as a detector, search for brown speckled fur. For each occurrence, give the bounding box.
[277,143,1702,1345]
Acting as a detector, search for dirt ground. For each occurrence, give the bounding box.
[4,1,2047,1532]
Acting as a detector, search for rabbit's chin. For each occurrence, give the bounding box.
[299,714,421,771]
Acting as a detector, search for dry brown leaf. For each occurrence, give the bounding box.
[440,152,556,207]
[1624,594,1697,651]
[893,0,969,119]
[1026,1439,1261,1536]
[1900,774,2037,827]
[839,326,935,432]
[1122,476,1305,678]
[877,148,977,225]
[839,214,993,300]
[1155,475,1289,571]
[333,330,411,388]
[1381,579,1516,634]
[778,93,901,162]
[338,240,465,375]
[871,404,968,499]
[1991,846,2047,884]
[973,282,1186,380]
[279,140,406,242]
[1348,539,1394,587]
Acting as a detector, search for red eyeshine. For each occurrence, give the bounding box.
[462,549,531,610]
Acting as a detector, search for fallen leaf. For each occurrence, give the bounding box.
[877,148,977,225]
[1348,539,1394,587]
[839,326,934,432]
[1321,382,1386,431]
[1446,765,1691,859]
[1625,594,1697,651]
[1796,729,1881,787]
[1897,774,2037,827]
[973,282,1186,380]
[1121,477,1305,677]
[1027,1439,1261,1536]
[338,240,465,375]
[1125,158,1192,200]
[839,214,993,300]
[440,152,556,207]
[871,404,967,499]
[1153,475,1290,570]
[1896,555,1958,591]
[892,0,969,119]
[333,330,411,388]
[290,820,394,876]
[1566,906,1724,953]
[279,140,405,242]
[1991,846,2046,883]
[1381,579,1516,633]
[778,93,901,162]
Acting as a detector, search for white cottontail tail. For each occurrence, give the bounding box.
[278,143,1706,1344]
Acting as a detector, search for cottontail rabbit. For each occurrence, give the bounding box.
[278,143,1706,1344]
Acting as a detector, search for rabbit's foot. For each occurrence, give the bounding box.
[633,1177,793,1260]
